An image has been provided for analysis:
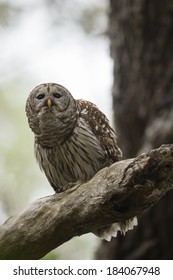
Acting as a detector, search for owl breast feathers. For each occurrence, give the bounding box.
[26,83,137,241]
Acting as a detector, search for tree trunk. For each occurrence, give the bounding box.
[96,0,173,259]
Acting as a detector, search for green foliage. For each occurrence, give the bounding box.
[0,0,108,35]
[0,86,45,216]
[0,0,108,259]
[41,252,60,260]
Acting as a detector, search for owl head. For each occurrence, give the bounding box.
[26,83,78,145]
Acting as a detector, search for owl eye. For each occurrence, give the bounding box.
[36,94,45,100]
[53,92,62,98]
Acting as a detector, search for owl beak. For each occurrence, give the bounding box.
[47,98,52,108]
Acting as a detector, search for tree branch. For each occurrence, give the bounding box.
[0,144,173,260]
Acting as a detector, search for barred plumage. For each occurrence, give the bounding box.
[26,83,137,241]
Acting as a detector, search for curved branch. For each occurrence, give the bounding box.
[0,144,173,260]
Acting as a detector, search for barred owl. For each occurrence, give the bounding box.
[26,83,137,241]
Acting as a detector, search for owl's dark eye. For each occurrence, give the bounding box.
[37,94,45,100]
[53,92,62,98]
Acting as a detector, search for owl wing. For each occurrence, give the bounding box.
[77,99,122,162]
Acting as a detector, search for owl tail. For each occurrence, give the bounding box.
[94,217,138,242]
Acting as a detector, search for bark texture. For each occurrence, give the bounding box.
[96,0,173,259]
[0,145,173,260]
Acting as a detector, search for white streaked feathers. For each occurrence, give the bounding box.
[95,217,138,241]
[35,117,104,191]
[26,83,137,241]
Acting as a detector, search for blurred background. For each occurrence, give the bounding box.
[0,0,111,259]
[1,0,173,260]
